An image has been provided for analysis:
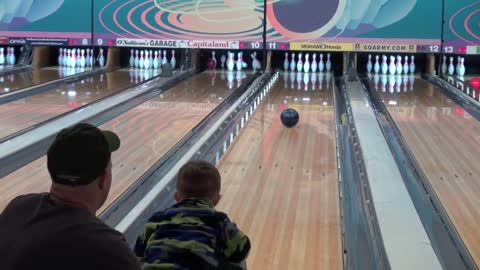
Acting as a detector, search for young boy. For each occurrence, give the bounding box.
[134,160,250,270]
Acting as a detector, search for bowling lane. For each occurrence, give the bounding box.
[217,72,342,269]
[376,78,480,265]
[0,68,153,140]
[0,66,91,94]
[0,70,254,215]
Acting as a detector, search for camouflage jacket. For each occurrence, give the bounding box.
[134,198,250,270]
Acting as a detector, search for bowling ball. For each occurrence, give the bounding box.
[280,108,299,128]
[469,78,480,90]
[207,59,215,70]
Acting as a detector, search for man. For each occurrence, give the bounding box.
[0,123,140,270]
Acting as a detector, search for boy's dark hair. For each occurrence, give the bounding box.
[176,160,221,198]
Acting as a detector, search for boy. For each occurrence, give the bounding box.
[135,160,250,270]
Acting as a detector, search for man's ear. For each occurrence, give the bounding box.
[174,191,181,202]
[97,171,107,189]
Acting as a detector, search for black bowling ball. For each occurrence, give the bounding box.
[280,108,299,128]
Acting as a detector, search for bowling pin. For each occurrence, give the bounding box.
[211,51,217,69]
[144,50,150,69]
[374,55,380,74]
[311,53,318,73]
[283,52,289,71]
[283,52,290,71]
[403,56,409,74]
[9,47,15,65]
[221,54,226,69]
[303,53,310,73]
[134,50,139,68]
[367,54,373,73]
[456,56,461,75]
[89,49,94,67]
[6,47,11,65]
[381,55,388,74]
[149,50,154,69]
[252,53,261,71]
[241,52,247,68]
[153,51,159,69]
[139,50,145,69]
[326,53,332,72]
[227,52,235,71]
[409,55,415,74]
[389,56,396,75]
[251,53,257,71]
[170,50,176,69]
[157,50,162,67]
[448,57,454,75]
[98,48,105,67]
[80,49,86,67]
[441,55,447,74]
[76,49,81,67]
[297,53,303,72]
[129,49,135,67]
[396,56,402,75]
[236,52,243,71]
[290,53,296,71]
[458,57,465,76]
[71,50,76,68]
[63,49,69,67]
[319,54,325,72]
[4,47,9,65]
[162,51,167,66]
[85,49,90,67]
[58,48,63,66]
[0,47,5,65]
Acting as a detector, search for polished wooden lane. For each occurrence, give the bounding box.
[0,68,152,140]
[377,78,480,265]
[0,66,89,94]
[0,71,253,215]
[217,73,342,270]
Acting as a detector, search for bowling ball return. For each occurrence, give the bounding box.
[280,108,299,128]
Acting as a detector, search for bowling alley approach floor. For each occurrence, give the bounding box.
[217,73,342,269]
[375,78,480,265]
[0,68,152,140]
[0,66,91,95]
[0,71,255,215]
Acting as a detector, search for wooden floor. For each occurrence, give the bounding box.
[0,66,84,94]
[0,68,148,140]
[217,73,342,270]
[0,71,253,215]
[377,78,480,265]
